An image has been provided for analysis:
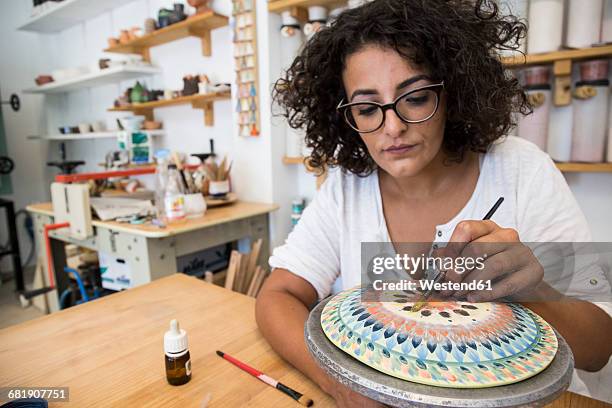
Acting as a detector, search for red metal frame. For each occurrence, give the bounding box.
[44,222,70,288]
[55,164,200,183]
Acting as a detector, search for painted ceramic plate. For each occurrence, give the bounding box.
[321,287,558,388]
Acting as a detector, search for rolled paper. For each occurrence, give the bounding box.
[498,0,528,56]
[547,104,573,162]
[580,60,609,82]
[286,127,303,158]
[524,65,551,87]
[518,87,552,150]
[328,6,346,25]
[528,0,564,54]
[304,6,327,39]
[572,80,610,162]
[607,91,612,162]
[602,0,612,42]
[566,0,603,48]
[280,11,304,71]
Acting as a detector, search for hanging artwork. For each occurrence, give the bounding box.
[321,287,558,388]
[232,0,260,137]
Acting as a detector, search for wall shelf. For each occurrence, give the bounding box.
[502,45,612,67]
[18,0,139,33]
[502,45,612,106]
[28,130,165,141]
[104,11,229,61]
[282,156,305,164]
[555,162,612,173]
[23,65,161,94]
[284,156,612,173]
[268,0,345,14]
[108,91,231,126]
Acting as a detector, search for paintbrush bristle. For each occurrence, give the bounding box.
[298,395,313,407]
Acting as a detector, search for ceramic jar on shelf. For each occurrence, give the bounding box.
[518,66,551,151]
[572,60,610,162]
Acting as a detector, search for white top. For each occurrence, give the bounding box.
[269,136,612,402]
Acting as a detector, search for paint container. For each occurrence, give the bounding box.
[518,66,552,150]
[566,0,603,48]
[602,0,612,42]
[572,79,610,162]
[528,0,564,54]
[498,0,528,56]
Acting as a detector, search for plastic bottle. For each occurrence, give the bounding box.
[154,149,170,220]
[164,319,191,385]
[164,164,186,223]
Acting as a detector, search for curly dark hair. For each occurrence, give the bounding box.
[273,0,531,175]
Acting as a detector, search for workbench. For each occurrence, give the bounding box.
[0,274,605,407]
[26,201,278,312]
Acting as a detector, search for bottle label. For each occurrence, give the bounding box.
[164,195,185,220]
[185,359,192,376]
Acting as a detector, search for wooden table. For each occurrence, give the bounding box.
[0,275,606,407]
[26,201,278,312]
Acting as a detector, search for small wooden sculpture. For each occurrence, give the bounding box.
[188,0,212,16]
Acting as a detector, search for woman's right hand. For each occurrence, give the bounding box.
[326,380,385,408]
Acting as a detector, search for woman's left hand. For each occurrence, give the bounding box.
[436,220,544,302]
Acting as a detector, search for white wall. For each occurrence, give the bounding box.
[0,0,282,272]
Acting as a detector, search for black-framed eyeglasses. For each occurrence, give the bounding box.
[336,82,445,133]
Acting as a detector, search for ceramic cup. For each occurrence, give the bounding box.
[144,18,157,34]
[119,116,145,131]
[184,193,207,218]
[208,180,230,197]
[78,123,92,133]
[91,121,106,132]
[198,82,210,94]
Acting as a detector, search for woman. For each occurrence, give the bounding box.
[256,0,612,406]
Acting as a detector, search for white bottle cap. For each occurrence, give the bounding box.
[164,319,188,354]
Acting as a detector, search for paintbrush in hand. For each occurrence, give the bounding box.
[412,197,505,312]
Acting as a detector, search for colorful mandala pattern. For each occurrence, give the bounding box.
[321,287,558,388]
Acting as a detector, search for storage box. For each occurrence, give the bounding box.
[99,252,133,291]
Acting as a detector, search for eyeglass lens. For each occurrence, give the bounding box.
[344,88,439,132]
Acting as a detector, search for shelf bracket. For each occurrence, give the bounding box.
[192,100,214,126]
[140,47,151,63]
[133,108,154,122]
[188,27,212,57]
[553,59,572,107]
[290,7,308,22]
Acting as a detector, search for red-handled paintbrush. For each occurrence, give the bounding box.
[216,350,313,407]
